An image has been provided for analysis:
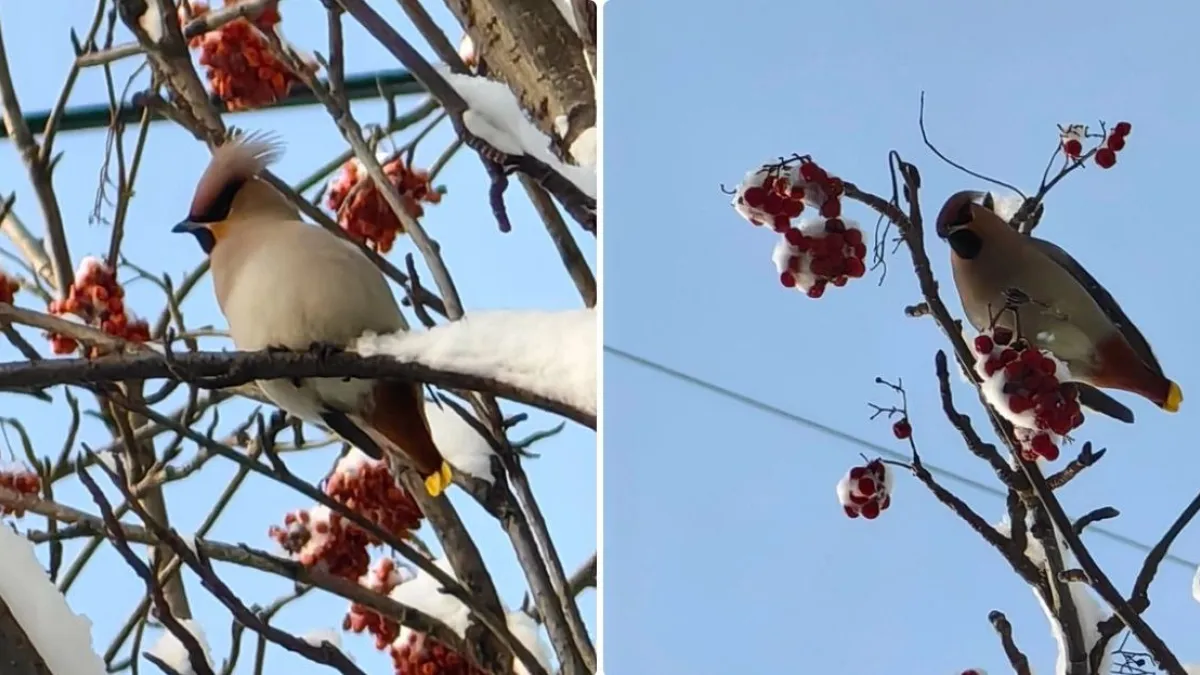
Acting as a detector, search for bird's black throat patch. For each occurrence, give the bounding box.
[947,229,983,259]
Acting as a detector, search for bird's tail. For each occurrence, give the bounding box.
[364,381,453,496]
[1091,334,1183,414]
[1072,384,1135,423]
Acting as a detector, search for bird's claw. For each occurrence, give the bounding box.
[307,341,343,360]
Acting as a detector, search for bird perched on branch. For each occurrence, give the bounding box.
[172,132,452,496]
[935,189,1181,424]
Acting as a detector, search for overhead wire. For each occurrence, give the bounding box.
[606,345,1199,570]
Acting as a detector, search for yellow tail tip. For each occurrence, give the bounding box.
[423,462,454,497]
[1165,381,1183,413]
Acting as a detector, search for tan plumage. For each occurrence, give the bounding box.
[936,190,1181,423]
[173,133,452,495]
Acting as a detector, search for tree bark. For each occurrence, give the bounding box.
[0,594,53,675]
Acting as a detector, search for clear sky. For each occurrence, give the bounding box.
[0,2,595,673]
[604,1,1200,673]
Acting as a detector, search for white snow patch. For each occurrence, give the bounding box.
[437,68,596,199]
[145,619,214,675]
[1185,665,1200,675]
[1192,564,1200,606]
[987,191,1027,224]
[333,447,378,478]
[425,403,496,483]
[354,309,596,419]
[302,628,353,660]
[568,126,597,168]
[389,559,552,675]
[550,0,580,35]
[997,514,1112,675]
[0,525,107,675]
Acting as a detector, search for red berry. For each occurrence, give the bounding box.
[844,257,866,278]
[826,176,845,196]
[856,477,877,497]
[844,505,860,518]
[785,228,806,246]
[973,335,994,354]
[824,218,846,233]
[779,272,796,288]
[1003,362,1026,380]
[799,162,825,182]
[1000,349,1019,364]
[1038,356,1057,375]
[860,501,880,519]
[763,192,783,214]
[1094,148,1117,169]
[820,199,841,218]
[772,214,791,232]
[1106,134,1126,152]
[824,232,845,252]
[984,358,1001,377]
[1113,121,1132,137]
[762,176,777,191]
[848,492,870,505]
[1062,138,1083,157]
[806,280,827,298]
[892,419,912,439]
[787,256,801,273]
[1019,349,1042,366]
[831,275,848,287]
[783,199,804,218]
[992,327,1013,345]
[1009,395,1033,414]
[1031,433,1057,459]
[844,228,863,246]
[879,494,891,510]
[773,177,791,194]
[849,467,866,480]
[743,186,766,208]
[852,242,868,259]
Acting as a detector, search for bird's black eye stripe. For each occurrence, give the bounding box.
[192,179,246,223]
[949,201,974,228]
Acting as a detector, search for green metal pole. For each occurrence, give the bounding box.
[0,68,424,138]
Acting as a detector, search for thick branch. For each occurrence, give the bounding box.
[0,349,594,428]
[0,593,53,675]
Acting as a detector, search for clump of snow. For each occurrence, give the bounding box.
[986,191,1027,224]
[567,126,597,168]
[1192,564,1200,606]
[302,628,354,660]
[549,0,580,35]
[836,459,893,520]
[438,68,596,200]
[390,558,552,675]
[333,447,377,479]
[970,328,1083,463]
[354,309,596,420]
[425,403,496,483]
[0,525,107,675]
[145,619,214,675]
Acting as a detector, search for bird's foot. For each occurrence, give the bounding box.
[306,341,344,361]
[423,461,454,497]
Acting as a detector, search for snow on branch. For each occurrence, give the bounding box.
[0,525,107,675]
[441,67,597,195]
[145,619,215,675]
[0,309,597,428]
[356,308,597,422]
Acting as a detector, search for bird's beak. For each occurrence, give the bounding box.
[172,219,201,234]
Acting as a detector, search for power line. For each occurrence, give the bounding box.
[605,345,1200,571]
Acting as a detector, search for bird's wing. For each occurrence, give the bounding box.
[1028,236,1165,378]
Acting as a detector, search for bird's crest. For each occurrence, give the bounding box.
[188,131,285,220]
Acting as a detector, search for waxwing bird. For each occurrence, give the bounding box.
[172,133,453,496]
[934,190,1181,424]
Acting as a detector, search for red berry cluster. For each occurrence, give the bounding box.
[343,557,409,650]
[268,452,423,580]
[183,1,305,112]
[390,632,486,675]
[0,270,17,305]
[776,218,868,298]
[734,157,845,232]
[972,328,1083,462]
[326,157,442,253]
[0,468,40,518]
[1095,121,1132,169]
[837,459,892,520]
[47,257,150,356]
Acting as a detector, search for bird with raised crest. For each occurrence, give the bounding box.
[172,132,453,496]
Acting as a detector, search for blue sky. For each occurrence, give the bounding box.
[0,2,594,673]
[604,1,1200,674]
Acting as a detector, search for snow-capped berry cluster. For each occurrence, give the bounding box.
[1095,121,1132,169]
[0,269,17,304]
[183,1,306,111]
[836,459,893,520]
[343,557,413,650]
[47,257,150,356]
[326,156,443,253]
[0,467,41,518]
[268,450,422,580]
[771,217,867,298]
[390,632,485,675]
[732,156,846,232]
[972,327,1083,462]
